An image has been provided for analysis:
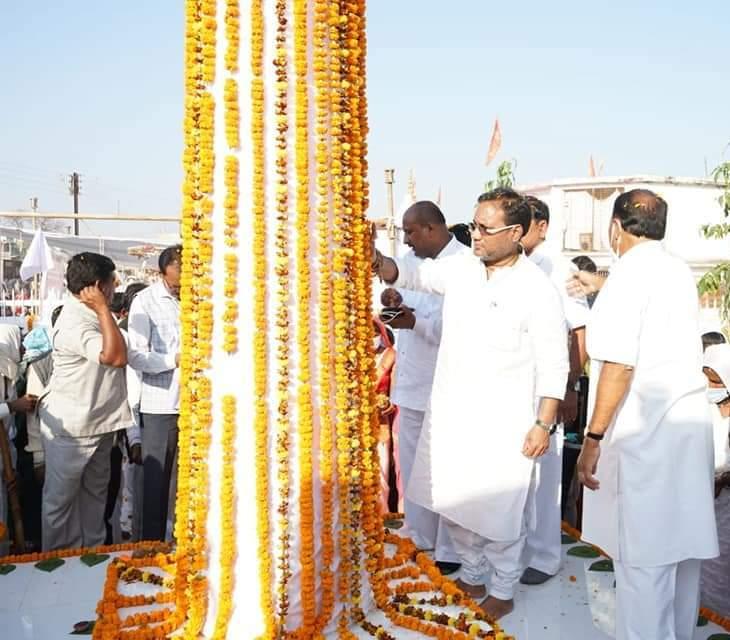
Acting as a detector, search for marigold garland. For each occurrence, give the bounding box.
[251,0,275,634]
[273,0,293,628]
[329,0,355,628]
[312,0,336,633]
[211,396,237,639]
[292,0,317,634]
[174,0,216,636]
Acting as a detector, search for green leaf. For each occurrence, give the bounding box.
[34,557,65,572]
[80,553,109,568]
[0,564,16,575]
[697,615,708,627]
[588,559,614,572]
[707,635,730,640]
[384,519,403,530]
[561,534,578,544]
[566,545,600,559]
[70,621,95,635]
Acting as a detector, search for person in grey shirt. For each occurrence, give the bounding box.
[40,252,130,551]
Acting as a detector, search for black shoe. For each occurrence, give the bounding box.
[520,567,555,585]
[435,561,461,576]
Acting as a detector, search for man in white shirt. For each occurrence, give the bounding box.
[128,245,181,541]
[574,189,718,640]
[518,196,589,585]
[380,201,470,574]
[372,188,568,619]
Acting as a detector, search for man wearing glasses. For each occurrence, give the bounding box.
[372,187,568,619]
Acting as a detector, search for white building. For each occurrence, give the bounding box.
[520,175,728,331]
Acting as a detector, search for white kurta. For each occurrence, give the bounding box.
[396,252,569,542]
[583,241,718,566]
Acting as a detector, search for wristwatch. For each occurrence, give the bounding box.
[585,430,604,442]
[535,419,557,435]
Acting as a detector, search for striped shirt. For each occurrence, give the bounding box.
[128,281,180,414]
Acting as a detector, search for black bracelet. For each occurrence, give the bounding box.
[585,431,604,442]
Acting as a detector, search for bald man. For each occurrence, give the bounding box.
[381,201,468,574]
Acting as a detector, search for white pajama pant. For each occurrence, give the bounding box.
[523,426,563,575]
[0,427,16,538]
[41,424,114,551]
[614,558,701,640]
[398,406,458,562]
[444,518,527,600]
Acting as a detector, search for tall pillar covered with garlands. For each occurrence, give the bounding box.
[165,2,513,639]
[175,0,385,636]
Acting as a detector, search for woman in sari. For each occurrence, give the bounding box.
[373,317,397,513]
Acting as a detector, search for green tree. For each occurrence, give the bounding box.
[698,160,730,323]
[484,160,516,192]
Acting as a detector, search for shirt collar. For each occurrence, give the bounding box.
[617,239,662,264]
[66,293,98,319]
[435,234,462,260]
[153,280,178,300]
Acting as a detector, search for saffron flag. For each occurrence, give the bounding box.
[485,118,502,166]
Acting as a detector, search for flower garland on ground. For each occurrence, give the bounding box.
[561,522,730,634]
[93,556,182,640]
[273,0,293,628]
[0,541,166,566]
[251,0,275,634]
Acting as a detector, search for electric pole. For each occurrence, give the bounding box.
[68,172,80,236]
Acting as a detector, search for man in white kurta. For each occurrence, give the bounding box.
[373,189,568,618]
[381,202,470,571]
[520,196,589,584]
[575,189,718,640]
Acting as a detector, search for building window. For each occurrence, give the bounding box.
[562,187,623,251]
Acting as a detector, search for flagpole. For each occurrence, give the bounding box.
[385,169,396,256]
[31,198,40,318]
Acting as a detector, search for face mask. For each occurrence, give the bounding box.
[373,337,382,351]
[706,387,729,405]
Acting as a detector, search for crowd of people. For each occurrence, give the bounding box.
[0,245,182,552]
[371,187,730,638]
[0,187,727,638]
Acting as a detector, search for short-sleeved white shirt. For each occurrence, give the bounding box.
[40,296,131,437]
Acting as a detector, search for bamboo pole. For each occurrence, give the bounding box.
[0,212,179,223]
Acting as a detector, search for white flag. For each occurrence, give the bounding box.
[20,229,54,281]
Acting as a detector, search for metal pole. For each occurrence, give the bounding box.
[72,172,80,236]
[31,198,39,317]
[384,169,396,256]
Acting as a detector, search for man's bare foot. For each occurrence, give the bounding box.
[479,595,514,620]
[454,578,486,600]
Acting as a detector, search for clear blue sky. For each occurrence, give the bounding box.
[1,1,729,235]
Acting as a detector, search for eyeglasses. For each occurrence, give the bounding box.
[468,221,520,236]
